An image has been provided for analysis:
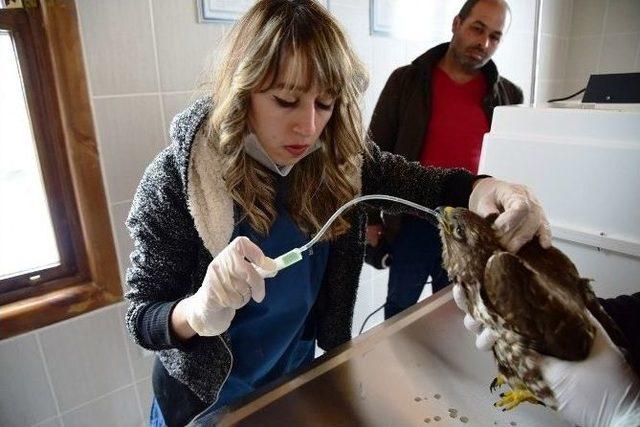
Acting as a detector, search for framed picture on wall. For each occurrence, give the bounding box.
[197,0,330,23]
[197,0,254,23]
[370,0,394,36]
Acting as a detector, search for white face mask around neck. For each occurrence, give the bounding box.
[242,133,322,177]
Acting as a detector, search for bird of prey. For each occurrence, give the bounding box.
[435,206,629,411]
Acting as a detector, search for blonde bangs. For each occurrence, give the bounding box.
[207,0,369,240]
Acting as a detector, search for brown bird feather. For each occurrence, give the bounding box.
[436,206,628,410]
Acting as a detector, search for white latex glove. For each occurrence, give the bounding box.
[182,236,277,336]
[453,285,640,426]
[540,315,640,427]
[469,178,552,253]
[453,284,499,351]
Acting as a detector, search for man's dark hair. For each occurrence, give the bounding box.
[457,0,511,22]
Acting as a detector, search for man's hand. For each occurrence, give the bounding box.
[469,178,552,253]
[366,224,384,247]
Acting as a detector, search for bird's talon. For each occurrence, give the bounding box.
[494,388,540,411]
[490,374,507,393]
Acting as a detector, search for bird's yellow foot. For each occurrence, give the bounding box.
[493,388,542,411]
[489,374,507,393]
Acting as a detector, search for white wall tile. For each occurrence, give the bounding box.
[538,35,569,80]
[331,0,373,65]
[151,0,229,92]
[604,0,640,34]
[404,40,435,65]
[541,0,574,38]
[162,92,197,144]
[561,1,640,90]
[93,95,165,204]
[352,273,375,337]
[329,0,369,13]
[598,33,640,74]
[0,334,58,426]
[535,79,568,104]
[32,416,62,427]
[111,201,133,288]
[62,385,142,427]
[563,78,590,98]
[565,36,602,81]
[119,304,154,381]
[370,36,407,100]
[39,306,133,412]
[75,0,158,96]
[508,0,538,36]
[135,378,154,419]
[570,0,607,37]
[368,270,390,331]
[493,31,535,102]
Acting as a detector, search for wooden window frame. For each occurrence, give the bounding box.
[0,0,122,339]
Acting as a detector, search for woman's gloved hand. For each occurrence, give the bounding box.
[452,284,640,427]
[176,236,277,337]
[469,178,552,253]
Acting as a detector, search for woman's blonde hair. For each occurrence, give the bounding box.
[208,0,369,240]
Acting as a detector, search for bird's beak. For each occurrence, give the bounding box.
[435,206,454,234]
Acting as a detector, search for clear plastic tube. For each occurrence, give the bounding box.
[256,195,439,282]
[299,194,438,253]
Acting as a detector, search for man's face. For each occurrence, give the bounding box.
[450,0,509,71]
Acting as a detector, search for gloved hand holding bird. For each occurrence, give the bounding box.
[434,204,639,425]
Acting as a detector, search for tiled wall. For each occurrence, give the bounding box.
[536,0,574,103]
[564,0,640,97]
[537,0,640,103]
[0,1,538,425]
[0,303,152,426]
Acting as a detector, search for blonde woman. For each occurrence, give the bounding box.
[125,1,549,425]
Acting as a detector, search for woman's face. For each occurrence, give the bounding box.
[248,67,335,166]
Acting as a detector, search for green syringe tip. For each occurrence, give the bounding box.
[275,249,303,270]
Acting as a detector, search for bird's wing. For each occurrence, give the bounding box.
[483,252,594,360]
[517,238,581,290]
[518,239,630,353]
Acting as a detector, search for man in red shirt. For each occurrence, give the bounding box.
[366,0,523,319]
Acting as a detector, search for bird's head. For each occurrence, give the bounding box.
[435,206,501,281]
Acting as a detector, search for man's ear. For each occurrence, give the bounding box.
[452,15,461,33]
[484,212,499,225]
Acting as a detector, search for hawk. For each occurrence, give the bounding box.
[435,206,629,410]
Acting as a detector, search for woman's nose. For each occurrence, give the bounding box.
[292,104,316,137]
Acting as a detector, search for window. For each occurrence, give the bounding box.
[0,1,121,338]
[1,30,62,280]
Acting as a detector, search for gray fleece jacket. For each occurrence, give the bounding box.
[124,98,474,405]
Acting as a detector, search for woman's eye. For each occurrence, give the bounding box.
[273,96,297,108]
[315,100,334,111]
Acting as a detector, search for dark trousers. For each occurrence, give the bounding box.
[384,215,449,319]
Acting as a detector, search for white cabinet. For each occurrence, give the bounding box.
[480,105,640,297]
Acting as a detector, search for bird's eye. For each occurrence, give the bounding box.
[453,224,465,240]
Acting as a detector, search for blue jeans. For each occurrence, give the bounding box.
[149,399,167,427]
[384,215,449,319]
